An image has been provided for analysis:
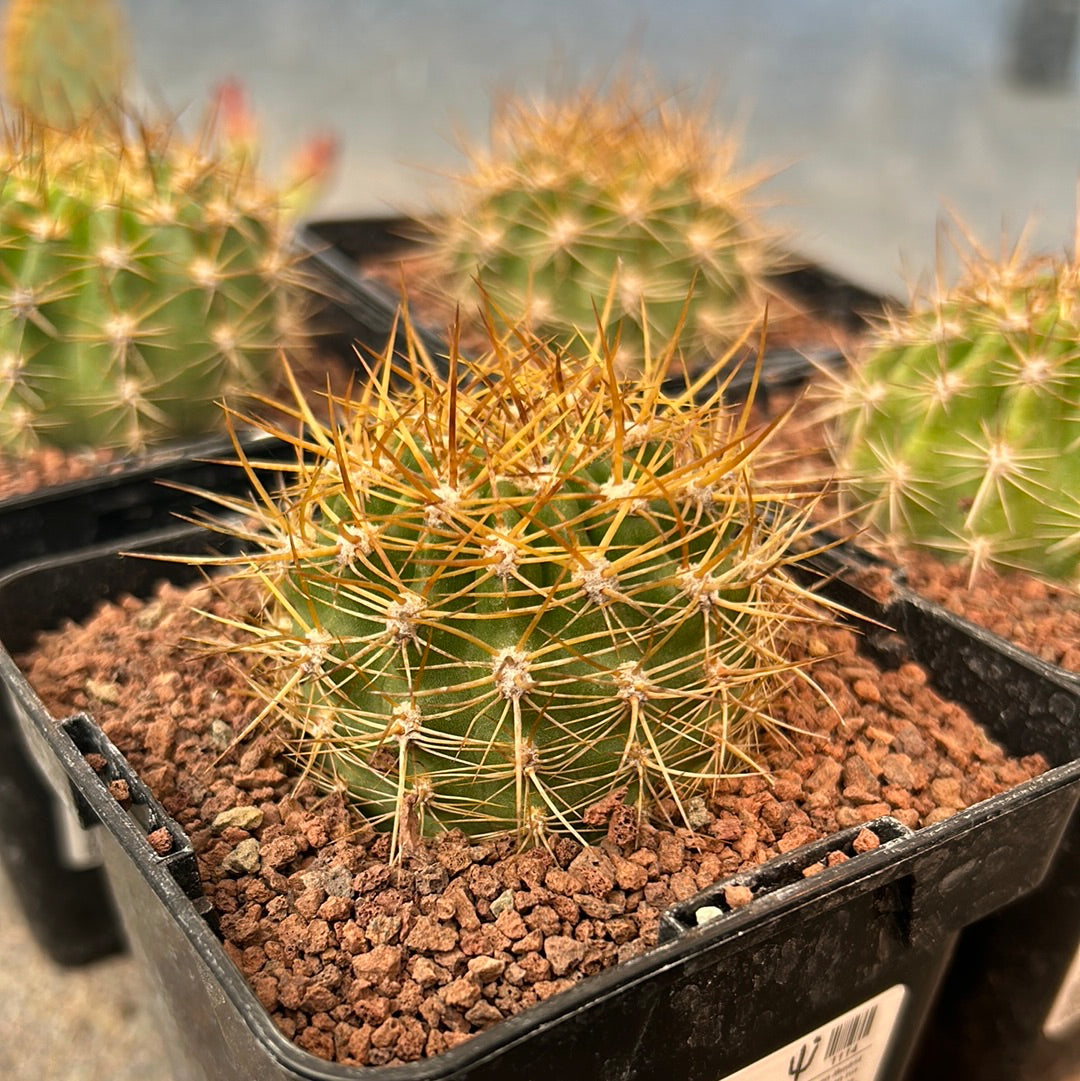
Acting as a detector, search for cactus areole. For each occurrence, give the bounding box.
[0,122,289,456]
[836,249,1080,583]
[217,324,830,847]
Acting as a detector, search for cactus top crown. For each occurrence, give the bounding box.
[835,236,1080,584]
[3,0,130,129]
[433,90,774,371]
[206,317,835,850]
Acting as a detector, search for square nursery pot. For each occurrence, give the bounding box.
[0,524,1078,1080]
[0,219,450,964]
[0,215,885,969]
[0,220,454,577]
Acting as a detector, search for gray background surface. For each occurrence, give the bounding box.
[121,0,1080,295]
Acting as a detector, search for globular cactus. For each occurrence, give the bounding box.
[3,0,130,130]
[0,115,294,455]
[211,319,834,850]
[834,238,1080,583]
[431,91,773,371]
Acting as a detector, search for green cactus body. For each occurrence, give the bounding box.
[837,256,1080,582]
[0,126,289,454]
[219,328,828,846]
[3,0,129,129]
[435,96,769,370]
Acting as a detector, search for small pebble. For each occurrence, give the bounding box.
[490,889,515,917]
[723,884,754,909]
[107,779,131,804]
[222,838,261,875]
[211,806,264,833]
[852,828,881,854]
[694,905,724,926]
[146,827,173,856]
[85,678,121,705]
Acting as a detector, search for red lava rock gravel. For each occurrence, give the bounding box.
[0,447,117,500]
[17,576,1047,1068]
[900,556,1080,672]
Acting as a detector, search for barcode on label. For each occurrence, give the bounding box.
[718,985,907,1081]
[825,1004,877,1059]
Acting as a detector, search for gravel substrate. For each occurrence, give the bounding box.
[18,573,1047,1068]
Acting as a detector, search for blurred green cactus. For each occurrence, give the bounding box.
[0,117,294,455]
[835,237,1080,583]
[432,91,774,371]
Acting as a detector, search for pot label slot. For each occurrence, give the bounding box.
[1044,942,1080,1038]
[719,984,907,1081]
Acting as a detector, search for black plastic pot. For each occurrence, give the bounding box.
[305,217,1080,1078]
[734,337,1080,1079]
[877,571,1080,1081]
[0,219,452,965]
[767,358,1080,1077]
[1,525,1078,1079]
[0,433,311,964]
[0,221,455,576]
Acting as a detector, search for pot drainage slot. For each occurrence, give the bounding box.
[61,713,204,903]
[657,817,911,944]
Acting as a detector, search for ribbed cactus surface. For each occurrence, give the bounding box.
[836,247,1080,582]
[213,323,831,848]
[434,93,771,370]
[0,122,290,454]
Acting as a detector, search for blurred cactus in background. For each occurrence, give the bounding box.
[3,0,129,129]
[834,229,1080,584]
[0,4,339,457]
[432,88,775,371]
[0,109,297,455]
